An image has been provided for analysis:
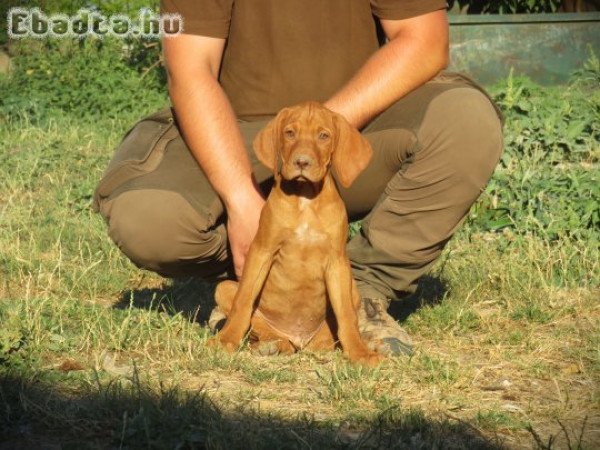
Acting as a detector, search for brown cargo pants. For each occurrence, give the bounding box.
[94,73,503,301]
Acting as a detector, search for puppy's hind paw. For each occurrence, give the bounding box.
[251,340,282,356]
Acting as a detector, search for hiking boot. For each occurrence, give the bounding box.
[208,305,226,333]
[358,297,413,356]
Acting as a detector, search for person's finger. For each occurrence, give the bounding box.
[235,260,243,279]
[233,247,245,279]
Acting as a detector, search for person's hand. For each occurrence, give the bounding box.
[226,187,265,279]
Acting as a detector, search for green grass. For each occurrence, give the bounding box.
[1,41,599,448]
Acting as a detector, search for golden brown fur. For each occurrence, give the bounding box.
[208,102,383,366]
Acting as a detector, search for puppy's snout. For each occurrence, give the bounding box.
[293,155,312,170]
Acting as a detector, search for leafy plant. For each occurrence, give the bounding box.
[0,307,26,364]
[467,63,600,240]
[0,38,167,123]
[495,75,598,164]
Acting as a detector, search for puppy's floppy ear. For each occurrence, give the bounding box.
[253,108,291,173]
[332,113,373,188]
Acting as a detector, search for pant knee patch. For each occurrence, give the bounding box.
[103,189,227,273]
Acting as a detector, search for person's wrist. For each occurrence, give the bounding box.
[223,181,264,214]
[323,99,364,130]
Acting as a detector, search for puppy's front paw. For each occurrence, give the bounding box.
[349,350,384,367]
[206,337,220,349]
[206,335,240,353]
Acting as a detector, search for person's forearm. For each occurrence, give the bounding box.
[168,71,257,209]
[325,15,449,129]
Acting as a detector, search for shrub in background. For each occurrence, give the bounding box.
[0,38,167,123]
[468,60,599,240]
[1,1,166,117]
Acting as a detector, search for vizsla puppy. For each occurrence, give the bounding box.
[209,102,383,366]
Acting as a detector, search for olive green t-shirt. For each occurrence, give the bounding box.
[161,0,446,119]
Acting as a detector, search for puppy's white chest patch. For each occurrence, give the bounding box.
[294,222,327,244]
[298,197,311,210]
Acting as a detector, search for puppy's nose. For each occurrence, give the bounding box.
[293,155,312,170]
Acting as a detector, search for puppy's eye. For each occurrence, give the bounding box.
[284,129,296,139]
[318,131,330,141]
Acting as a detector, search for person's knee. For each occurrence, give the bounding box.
[418,87,503,191]
[366,89,504,264]
[99,189,226,275]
